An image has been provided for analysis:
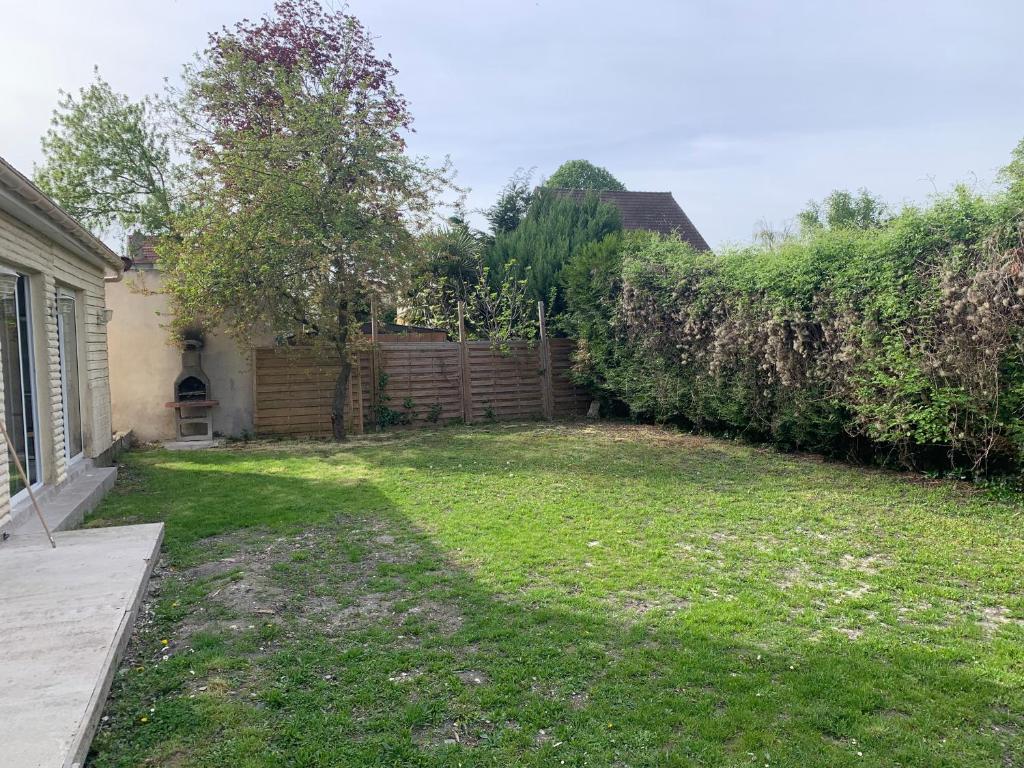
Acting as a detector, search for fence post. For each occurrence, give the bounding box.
[458,301,473,424]
[370,296,381,432]
[538,301,554,421]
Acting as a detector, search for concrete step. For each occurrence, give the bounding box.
[8,465,118,544]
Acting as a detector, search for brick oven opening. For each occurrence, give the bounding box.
[176,375,207,402]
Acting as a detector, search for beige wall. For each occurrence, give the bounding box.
[106,269,255,442]
[0,209,114,526]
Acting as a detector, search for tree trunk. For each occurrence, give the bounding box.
[331,282,354,441]
[331,355,352,441]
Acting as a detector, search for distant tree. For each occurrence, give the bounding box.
[406,224,535,341]
[485,168,534,236]
[546,159,626,191]
[34,69,176,235]
[753,218,795,250]
[798,188,889,232]
[487,188,622,316]
[162,0,452,440]
[1000,137,1024,190]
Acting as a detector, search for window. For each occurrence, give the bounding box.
[57,290,83,461]
[0,272,40,497]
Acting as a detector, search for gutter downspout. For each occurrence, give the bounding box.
[102,256,131,324]
[104,256,132,284]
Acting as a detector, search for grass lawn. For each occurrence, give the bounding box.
[84,422,1024,767]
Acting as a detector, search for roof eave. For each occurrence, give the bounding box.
[0,157,123,275]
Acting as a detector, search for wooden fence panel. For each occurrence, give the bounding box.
[253,347,364,438]
[253,337,590,437]
[377,343,463,426]
[550,338,591,417]
[466,341,544,422]
[355,350,373,434]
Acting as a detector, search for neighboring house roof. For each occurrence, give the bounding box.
[0,155,124,274]
[551,189,711,251]
[128,233,159,266]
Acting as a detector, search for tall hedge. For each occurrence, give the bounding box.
[565,173,1024,472]
[488,188,621,314]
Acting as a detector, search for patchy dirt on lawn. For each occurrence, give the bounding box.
[124,512,474,677]
[87,422,1024,768]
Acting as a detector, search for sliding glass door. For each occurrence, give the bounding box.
[57,291,83,461]
[0,273,40,498]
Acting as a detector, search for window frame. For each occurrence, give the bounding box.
[56,286,84,465]
[1,270,44,504]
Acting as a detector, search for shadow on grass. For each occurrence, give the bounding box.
[86,447,1023,768]
[336,423,973,503]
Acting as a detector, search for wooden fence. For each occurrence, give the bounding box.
[253,307,590,437]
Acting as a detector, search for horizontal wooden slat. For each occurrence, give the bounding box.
[253,338,588,436]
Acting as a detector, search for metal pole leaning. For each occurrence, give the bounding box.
[0,418,54,548]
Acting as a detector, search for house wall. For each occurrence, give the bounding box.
[106,269,255,442]
[0,209,113,528]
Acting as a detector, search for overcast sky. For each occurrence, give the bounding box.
[3,0,1023,250]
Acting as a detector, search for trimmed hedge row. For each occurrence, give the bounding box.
[565,176,1024,472]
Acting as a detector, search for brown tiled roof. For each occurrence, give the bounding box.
[128,233,159,265]
[552,189,710,251]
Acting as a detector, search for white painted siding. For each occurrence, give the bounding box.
[0,209,113,527]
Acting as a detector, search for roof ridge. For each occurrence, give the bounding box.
[0,155,123,272]
[548,188,710,251]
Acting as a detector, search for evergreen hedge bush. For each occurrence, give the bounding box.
[488,188,621,314]
[565,150,1024,472]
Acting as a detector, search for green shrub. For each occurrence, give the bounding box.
[564,169,1024,473]
[488,188,621,314]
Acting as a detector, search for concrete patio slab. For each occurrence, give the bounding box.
[0,523,164,768]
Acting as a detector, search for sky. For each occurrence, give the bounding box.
[2,0,1023,251]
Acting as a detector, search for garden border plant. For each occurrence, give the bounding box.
[564,141,1024,474]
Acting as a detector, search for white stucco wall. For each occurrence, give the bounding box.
[106,268,255,442]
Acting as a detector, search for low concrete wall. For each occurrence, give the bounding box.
[106,269,256,441]
[93,430,133,468]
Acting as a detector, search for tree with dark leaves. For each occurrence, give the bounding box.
[162,0,453,440]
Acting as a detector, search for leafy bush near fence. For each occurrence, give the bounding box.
[565,145,1024,472]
